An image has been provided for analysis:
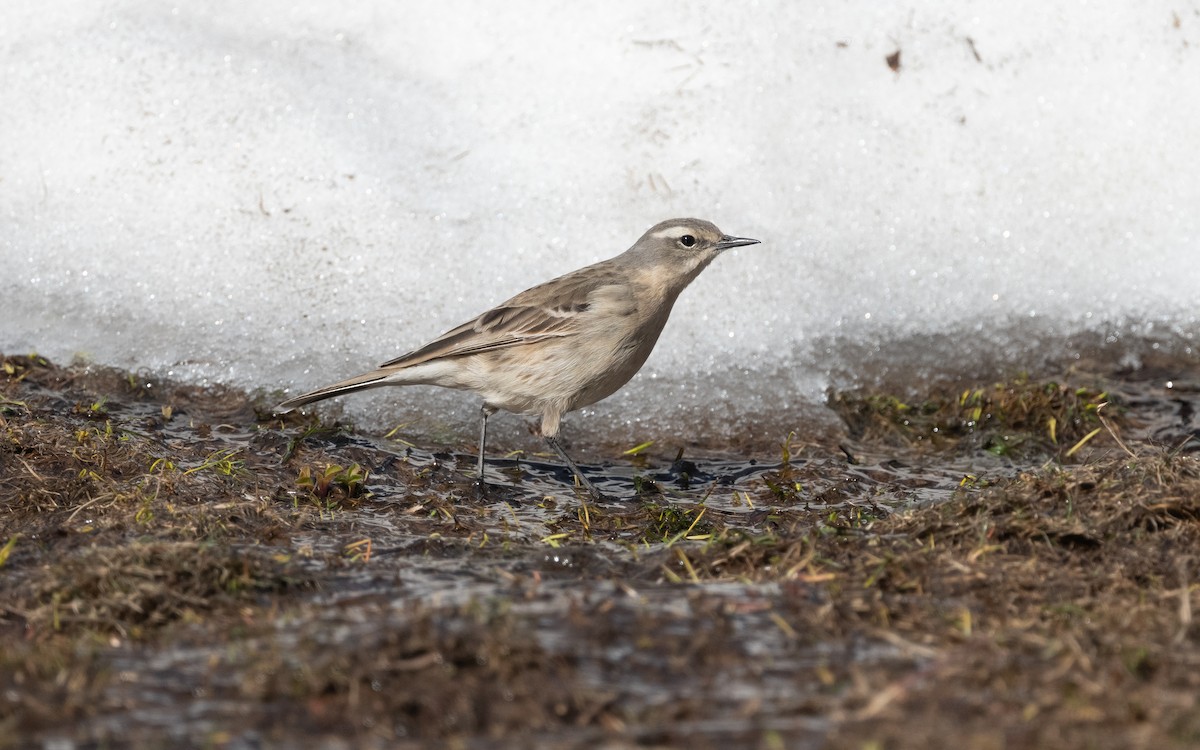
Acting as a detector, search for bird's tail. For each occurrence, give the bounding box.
[275,369,393,413]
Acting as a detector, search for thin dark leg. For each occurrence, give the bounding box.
[474,405,496,495]
[545,435,605,500]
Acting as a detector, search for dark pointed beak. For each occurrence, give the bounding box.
[716,235,760,251]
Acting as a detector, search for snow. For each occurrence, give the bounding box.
[3,1,1198,446]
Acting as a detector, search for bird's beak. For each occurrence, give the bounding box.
[716,235,760,251]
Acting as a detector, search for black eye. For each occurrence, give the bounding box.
[680,235,696,247]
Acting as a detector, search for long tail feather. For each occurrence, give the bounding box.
[275,369,392,412]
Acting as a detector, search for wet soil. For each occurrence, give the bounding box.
[2,352,1199,749]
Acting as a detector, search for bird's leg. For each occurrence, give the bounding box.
[474,405,496,496]
[544,435,605,501]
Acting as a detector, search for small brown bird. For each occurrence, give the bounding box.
[276,218,759,498]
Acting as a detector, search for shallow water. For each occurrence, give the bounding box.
[6,353,1199,746]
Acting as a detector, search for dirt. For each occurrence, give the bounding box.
[1,352,1198,749]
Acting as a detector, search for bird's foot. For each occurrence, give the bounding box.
[574,478,616,504]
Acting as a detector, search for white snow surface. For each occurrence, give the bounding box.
[3,1,1198,446]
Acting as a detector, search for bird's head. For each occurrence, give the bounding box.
[626,218,760,279]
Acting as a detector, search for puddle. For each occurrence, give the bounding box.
[3,353,1199,747]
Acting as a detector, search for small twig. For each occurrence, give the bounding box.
[1096,402,1135,458]
[1169,433,1198,458]
[1174,557,1193,645]
[1065,427,1103,458]
[66,496,102,524]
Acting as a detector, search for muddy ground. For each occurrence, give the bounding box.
[1,352,1199,749]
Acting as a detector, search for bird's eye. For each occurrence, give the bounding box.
[680,235,696,247]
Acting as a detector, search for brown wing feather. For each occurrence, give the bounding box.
[378,263,624,369]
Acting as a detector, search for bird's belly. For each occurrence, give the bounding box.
[465,334,653,416]
[565,342,652,409]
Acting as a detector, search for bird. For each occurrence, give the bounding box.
[275,218,760,499]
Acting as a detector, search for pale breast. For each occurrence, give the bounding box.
[454,278,676,417]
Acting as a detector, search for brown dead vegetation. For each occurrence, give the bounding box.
[1,353,1198,748]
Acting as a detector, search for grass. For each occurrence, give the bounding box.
[828,375,1117,458]
[1,353,1198,748]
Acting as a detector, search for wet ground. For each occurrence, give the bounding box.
[2,351,1199,748]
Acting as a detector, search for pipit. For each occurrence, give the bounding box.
[276,218,759,499]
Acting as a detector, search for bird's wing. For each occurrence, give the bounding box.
[378,264,630,369]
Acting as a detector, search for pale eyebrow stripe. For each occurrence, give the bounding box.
[651,226,687,239]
